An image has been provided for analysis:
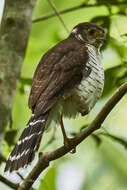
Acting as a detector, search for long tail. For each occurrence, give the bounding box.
[4,112,49,172]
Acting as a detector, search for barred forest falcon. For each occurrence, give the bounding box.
[5,22,106,172]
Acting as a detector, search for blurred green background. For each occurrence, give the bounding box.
[1,0,127,189]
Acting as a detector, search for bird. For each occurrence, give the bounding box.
[5,22,106,172]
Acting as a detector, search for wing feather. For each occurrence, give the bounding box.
[28,37,88,117]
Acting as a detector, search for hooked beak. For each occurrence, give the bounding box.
[100,36,106,44]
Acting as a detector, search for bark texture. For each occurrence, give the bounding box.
[0,0,36,151]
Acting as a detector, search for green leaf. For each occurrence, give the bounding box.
[91,16,110,30]
[102,63,127,97]
[100,133,127,149]
[39,166,56,190]
[109,37,127,60]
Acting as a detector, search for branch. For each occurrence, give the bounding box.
[0,174,36,190]
[47,0,69,34]
[0,174,19,189]
[18,82,127,190]
[32,1,127,23]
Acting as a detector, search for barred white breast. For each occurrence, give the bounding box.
[46,44,104,124]
[76,44,104,114]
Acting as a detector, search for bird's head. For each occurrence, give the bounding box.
[71,22,106,48]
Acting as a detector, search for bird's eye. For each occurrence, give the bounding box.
[88,29,96,35]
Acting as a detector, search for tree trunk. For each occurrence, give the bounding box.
[0,0,36,151]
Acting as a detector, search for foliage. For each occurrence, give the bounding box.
[39,167,56,190]
[1,0,127,190]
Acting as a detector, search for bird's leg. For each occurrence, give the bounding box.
[60,115,76,153]
[60,115,69,145]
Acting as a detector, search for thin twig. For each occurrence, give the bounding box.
[18,82,127,190]
[0,174,19,189]
[32,1,127,23]
[47,0,69,34]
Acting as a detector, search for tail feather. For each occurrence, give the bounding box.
[5,112,49,172]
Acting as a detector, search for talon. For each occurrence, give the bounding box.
[70,148,76,154]
[64,139,76,153]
